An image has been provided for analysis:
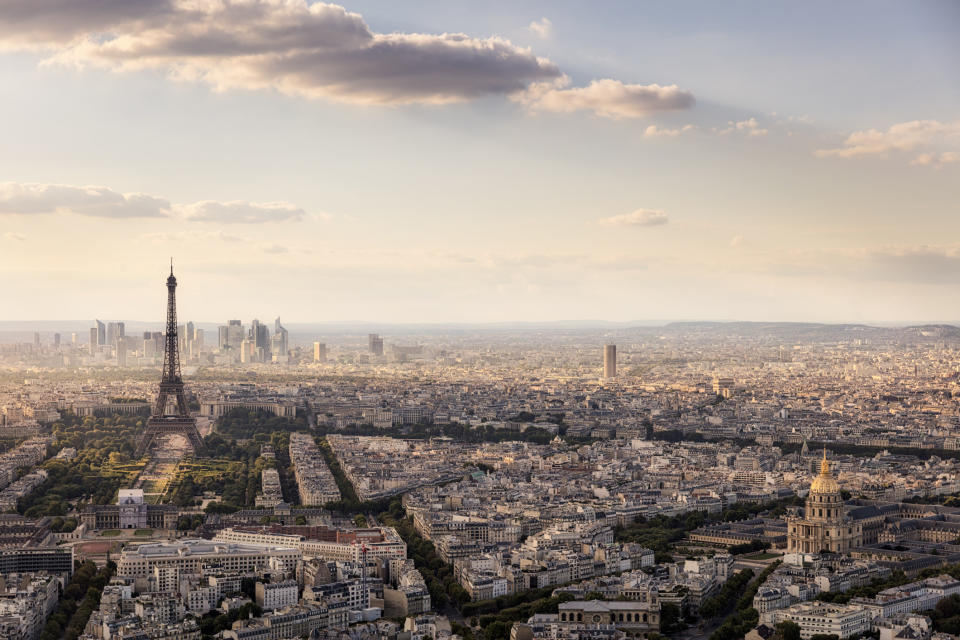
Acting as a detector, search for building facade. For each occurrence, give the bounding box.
[787,452,863,554]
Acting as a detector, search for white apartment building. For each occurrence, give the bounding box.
[766,602,872,639]
[117,541,301,591]
[256,580,299,611]
[212,528,407,563]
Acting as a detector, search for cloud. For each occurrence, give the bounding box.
[715,117,768,136]
[816,120,960,159]
[141,230,244,243]
[729,235,743,248]
[177,200,306,223]
[0,182,170,218]
[260,243,289,254]
[754,244,960,285]
[862,245,960,284]
[910,151,959,169]
[516,77,695,119]
[0,181,310,223]
[644,124,697,138]
[598,209,669,227]
[527,18,552,39]
[2,0,565,106]
[3,232,26,241]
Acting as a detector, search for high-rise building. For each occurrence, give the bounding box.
[251,319,270,361]
[186,321,195,353]
[313,342,327,363]
[95,319,106,346]
[71,332,77,345]
[369,333,384,356]
[178,324,187,356]
[218,326,229,350]
[53,333,61,347]
[191,328,204,358]
[227,320,244,351]
[240,340,255,363]
[107,321,125,348]
[117,338,127,367]
[33,332,40,346]
[603,344,617,378]
[274,317,288,355]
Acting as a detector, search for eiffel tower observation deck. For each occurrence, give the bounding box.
[136,262,206,457]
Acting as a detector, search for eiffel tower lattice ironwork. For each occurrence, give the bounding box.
[135,262,205,457]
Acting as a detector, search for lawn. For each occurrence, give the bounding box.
[134,529,153,537]
[101,530,121,537]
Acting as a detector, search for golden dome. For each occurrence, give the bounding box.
[809,450,839,494]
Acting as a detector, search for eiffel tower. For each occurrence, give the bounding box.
[135,262,206,457]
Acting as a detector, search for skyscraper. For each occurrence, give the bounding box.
[143,331,156,357]
[369,333,384,356]
[89,327,98,355]
[274,317,289,355]
[186,321,195,354]
[227,320,244,350]
[218,326,229,350]
[603,344,617,378]
[313,342,327,363]
[192,328,204,358]
[53,333,60,347]
[107,321,125,348]
[95,319,106,346]
[251,319,270,361]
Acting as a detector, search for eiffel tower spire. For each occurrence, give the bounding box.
[136,263,205,457]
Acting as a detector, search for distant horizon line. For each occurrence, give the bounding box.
[1,319,959,330]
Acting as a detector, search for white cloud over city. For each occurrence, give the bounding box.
[517,77,695,119]
[817,119,960,161]
[597,209,669,227]
[0,182,306,223]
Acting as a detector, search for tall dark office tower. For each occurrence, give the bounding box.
[218,325,229,350]
[89,327,98,356]
[33,332,40,346]
[136,264,205,457]
[369,333,384,356]
[53,333,60,347]
[603,344,617,378]
[95,319,106,345]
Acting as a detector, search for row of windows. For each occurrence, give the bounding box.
[559,611,651,623]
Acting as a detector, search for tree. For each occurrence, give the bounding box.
[659,602,684,634]
[776,620,802,640]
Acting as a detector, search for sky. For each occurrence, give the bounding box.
[0,0,958,325]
